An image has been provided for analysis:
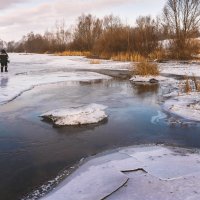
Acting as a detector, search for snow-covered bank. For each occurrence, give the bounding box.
[40,104,108,126]
[41,145,200,200]
[0,72,111,105]
[160,62,200,77]
[163,92,200,122]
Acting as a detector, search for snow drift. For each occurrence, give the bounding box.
[40,104,108,126]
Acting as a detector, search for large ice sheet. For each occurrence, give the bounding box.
[7,53,131,75]
[40,104,108,126]
[108,171,200,200]
[0,72,110,105]
[41,145,200,200]
[41,166,128,200]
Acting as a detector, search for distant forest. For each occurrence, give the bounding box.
[2,0,200,60]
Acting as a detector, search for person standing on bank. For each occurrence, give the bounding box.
[0,49,9,73]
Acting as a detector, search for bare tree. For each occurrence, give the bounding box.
[70,14,103,51]
[163,0,200,59]
[135,16,159,56]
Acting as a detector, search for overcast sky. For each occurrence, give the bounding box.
[0,0,166,42]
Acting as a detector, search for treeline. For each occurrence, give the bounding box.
[6,0,200,60]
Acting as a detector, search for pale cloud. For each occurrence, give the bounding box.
[0,0,29,9]
[0,0,165,41]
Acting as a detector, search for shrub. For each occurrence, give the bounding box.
[55,51,91,57]
[148,48,168,61]
[193,76,200,92]
[184,76,192,93]
[90,59,101,64]
[134,61,159,76]
[111,52,145,62]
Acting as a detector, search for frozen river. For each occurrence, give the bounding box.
[1,54,200,200]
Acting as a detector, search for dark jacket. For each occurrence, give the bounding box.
[0,53,9,64]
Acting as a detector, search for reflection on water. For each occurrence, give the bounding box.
[0,77,9,88]
[133,83,159,96]
[79,79,104,85]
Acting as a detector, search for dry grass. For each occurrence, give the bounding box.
[193,76,200,92]
[134,61,159,76]
[178,76,200,94]
[55,51,91,57]
[111,52,145,62]
[148,49,168,61]
[90,59,101,64]
[184,76,192,93]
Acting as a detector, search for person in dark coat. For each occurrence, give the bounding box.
[0,49,9,72]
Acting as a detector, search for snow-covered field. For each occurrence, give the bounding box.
[41,145,200,200]
[41,104,107,126]
[0,53,131,105]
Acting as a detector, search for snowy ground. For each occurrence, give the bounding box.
[160,61,200,77]
[0,53,132,105]
[41,145,200,200]
[163,92,200,122]
[40,104,107,126]
[130,61,200,123]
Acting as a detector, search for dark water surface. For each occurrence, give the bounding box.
[1,79,200,200]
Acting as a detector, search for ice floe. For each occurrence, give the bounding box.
[40,104,108,126]
[130,75,168,83]
[41,145,200,200]
[163,92,200,122]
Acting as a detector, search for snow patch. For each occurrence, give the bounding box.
[40,104,108,126]
[160,62,200,77]
[163,92,200,122]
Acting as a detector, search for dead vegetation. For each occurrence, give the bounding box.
[193,76,200,92]
[90,59,101,64]
[179,76,200,94]
[134,61,160,76]
[184,76,192,93]
[111,52,145,62]
[55,51,91,57]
